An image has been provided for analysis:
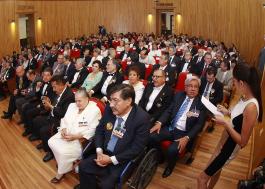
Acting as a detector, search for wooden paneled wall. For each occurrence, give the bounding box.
[0,0,265,65]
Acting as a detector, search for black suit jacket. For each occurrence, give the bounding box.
[120,51,132,61]
[27,58,37,70]
[158,92,206,140]
[95,104,150,164]
[139,83,173,124]
[16,74,30,92]
[36,82,55,100]
[70,67,89,89]
[177,60,193,76]
[49,87,75,126]
[92,71,123,98]
[199,78,223,105]
[169,55,181,68]
[64,62,76,82]
[148,64,176,87]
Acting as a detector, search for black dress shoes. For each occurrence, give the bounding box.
[28,135,40,141]
[43,152,54,162]
[74,184,80,189]
[162,167,173,178]
[1,113,12,120]
[36,143,43,150]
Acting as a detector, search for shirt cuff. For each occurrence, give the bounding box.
[103,96,108,102]
[96,148,103,154]
[110,156,119,165]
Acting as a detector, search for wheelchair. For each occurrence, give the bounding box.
[78,140,159,189]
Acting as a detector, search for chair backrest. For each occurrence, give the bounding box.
[175,72,188,93]
[144,64,153,80]
[89,97,106,115]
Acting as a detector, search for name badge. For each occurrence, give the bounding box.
[187,109,200,118]
[112,127,126,138]
[78,121,88,127]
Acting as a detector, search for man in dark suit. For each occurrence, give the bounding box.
[28,52,37,70]
[67,58,88,89]
[148,53,176,87]
[199,66,223,132]
[21,68,55,137]
[177,51,193,77]
[192,48,205,65]
[139,69,173,125]
[83,49,92,67]
[149,76,206,178]
[136,40,148,54]
[63,55,75,82]
[89,59,123,102]
[0,61,15,101]
[168,45,181,68]
[196,52,213,78]
[1,66,30,119]
[188,41,198,56]
[75,84,150,189]
[30,75,75,162]
[119,43,132,61]
[101,48,116,70]
[199,67,223,106]
[52,54,66,76]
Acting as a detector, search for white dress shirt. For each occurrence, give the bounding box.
[146,84,165,111]
[101,75,113,95]
[175,97,194,131]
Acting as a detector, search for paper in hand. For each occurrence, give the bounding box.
[201,96,224,117]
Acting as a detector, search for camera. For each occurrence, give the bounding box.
[238,161,265,189]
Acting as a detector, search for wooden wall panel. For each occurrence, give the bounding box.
[0,0,265,67]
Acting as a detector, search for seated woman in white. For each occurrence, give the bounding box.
[48,88,102,183]
[122,66,145,104]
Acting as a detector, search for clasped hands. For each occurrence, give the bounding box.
[94,152,112,167]
[61,128,81,141]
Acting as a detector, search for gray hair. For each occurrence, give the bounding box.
[169,45,176,53]
[76,58,85,66]
[75,88,89,98]
[185,75,201,87]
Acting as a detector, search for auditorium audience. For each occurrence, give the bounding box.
[0,31,243,187]
[48,88,102,183]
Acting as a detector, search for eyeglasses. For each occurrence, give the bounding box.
[109,98,122,105]
[152,75,164,79]
[186,84,199,89]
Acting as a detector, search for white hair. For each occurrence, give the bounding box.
[185,75,201,87]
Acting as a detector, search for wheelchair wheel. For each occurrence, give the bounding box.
[128,148,158,189]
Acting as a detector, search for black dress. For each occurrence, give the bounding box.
[204,98,259,176]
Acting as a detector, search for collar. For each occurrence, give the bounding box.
[154,83,165,90]
[116,106,132,122]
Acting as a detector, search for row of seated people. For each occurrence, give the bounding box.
[0,57,226,188]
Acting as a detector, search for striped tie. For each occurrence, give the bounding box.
[169,98,191,131]
[203,82,210,97]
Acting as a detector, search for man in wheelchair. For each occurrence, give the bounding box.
[149,75,206,178]
[74,84,150,189]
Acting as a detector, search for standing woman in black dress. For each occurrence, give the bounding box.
[197,63,263,189]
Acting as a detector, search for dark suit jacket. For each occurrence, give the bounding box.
[177,60,193,76]
[16,74,30,92]
[2,67,15,81]
[199,78,223,105]
[27,58,37,71]
[136,46,148,54]
[36,82,55,100]
[158,92,206,140]
[120,51,132,60]
[148,64,176,87]
[64,62,76,82]
[92,71,123,98]
[95,104,150,164]
[139,83,173,124]
[69,67,89,89]
[169,55,181,68]
[49,87,75,126]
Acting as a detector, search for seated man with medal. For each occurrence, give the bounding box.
[149,75,206,178]
[74,84,150,189]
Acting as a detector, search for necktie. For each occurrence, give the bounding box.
[169,98,191,131]
[170,56,173,64]
[107,117,123,152]
[201,65,208,77]
[203,82,210,97]
[19,77,23,89]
